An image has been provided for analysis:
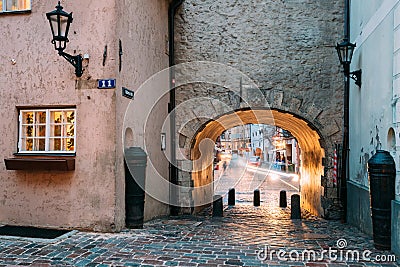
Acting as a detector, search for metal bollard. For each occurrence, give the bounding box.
[253,189,260,207]
[291,194,301,219]
[212,195,223,217]
[279,190,287,208]
[228,188,235,206]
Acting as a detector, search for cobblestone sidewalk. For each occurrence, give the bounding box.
[0,191,398,266]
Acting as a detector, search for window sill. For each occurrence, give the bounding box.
[13,152,76,157]
[0,10,31,15]
[4,158,75,171]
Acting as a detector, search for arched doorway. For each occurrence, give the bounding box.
[191,108,325,216]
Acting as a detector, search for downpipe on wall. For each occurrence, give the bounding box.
[340,0,350,222]
[168,0,184,216]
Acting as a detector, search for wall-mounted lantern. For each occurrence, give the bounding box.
[46,1,83,77]
[335,39,362,87]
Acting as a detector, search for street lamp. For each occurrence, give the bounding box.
[46,1,83,77]
[335,40,361,87]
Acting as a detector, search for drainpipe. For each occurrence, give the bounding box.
[169,0,184,216]
[340,0,350,222]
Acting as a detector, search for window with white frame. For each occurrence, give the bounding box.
[0,0,31,13]
[18,109,76,153]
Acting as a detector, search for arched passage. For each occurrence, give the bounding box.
[191,108,325,216]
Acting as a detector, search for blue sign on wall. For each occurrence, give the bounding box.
[97,79,116,89]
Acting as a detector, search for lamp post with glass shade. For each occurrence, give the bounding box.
[46,1,83,77]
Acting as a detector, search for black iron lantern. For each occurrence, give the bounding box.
[335,39,361,87]
[46,2,72,52]
[46,1,83,77]
[335,40,356,66]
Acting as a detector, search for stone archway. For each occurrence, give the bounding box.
[169,62,342,218]
[190,108,325,216]
[172,0,344,218]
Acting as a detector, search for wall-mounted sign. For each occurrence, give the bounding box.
[122,87,134,99]
[161,133,166,151]
[97,79,116,89]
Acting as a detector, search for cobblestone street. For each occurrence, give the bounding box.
[0,189,398,267]
[3,0,400,265]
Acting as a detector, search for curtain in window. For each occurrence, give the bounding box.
[5,0,30,11]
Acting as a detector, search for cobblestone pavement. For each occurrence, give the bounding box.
[0,190,398,267]
[214,154,300,203]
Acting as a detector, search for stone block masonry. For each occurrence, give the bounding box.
[172,0,346,218]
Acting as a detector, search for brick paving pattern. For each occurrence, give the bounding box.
[0,190,398,266]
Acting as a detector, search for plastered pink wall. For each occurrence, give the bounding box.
[0,0,170,231]
[115,0,170,225]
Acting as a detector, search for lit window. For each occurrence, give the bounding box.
[18,109,76,153]
[1,0,31,13]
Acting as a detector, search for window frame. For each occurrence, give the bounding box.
[0,0,31,14]
[18,108,76,154]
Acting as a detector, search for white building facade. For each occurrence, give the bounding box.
[347,0,400,254]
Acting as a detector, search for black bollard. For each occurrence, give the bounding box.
[279,190,287,208]
[253,189,260,207]
[212,195,223,217]
[228,188,235,206]
[125,147,147,229]
[291,194,301,219]
[368,150,396,250]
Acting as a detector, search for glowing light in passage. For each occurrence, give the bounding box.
[269,173,279,180]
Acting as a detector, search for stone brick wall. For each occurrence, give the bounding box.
[175,0,343,122]
[173,0,345,217]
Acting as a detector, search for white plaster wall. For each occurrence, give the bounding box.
[349,0,396,191]
[394,3,400,201]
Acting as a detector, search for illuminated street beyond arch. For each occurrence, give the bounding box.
[191,109,324,215]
